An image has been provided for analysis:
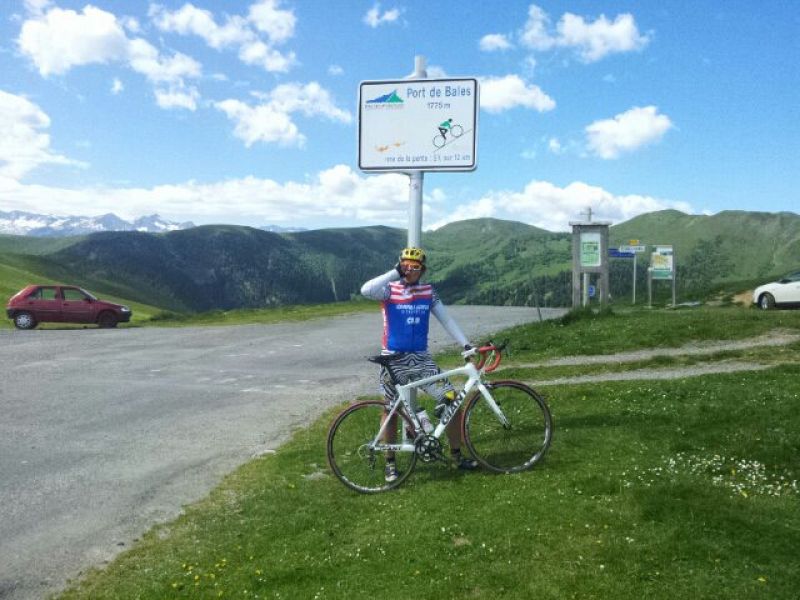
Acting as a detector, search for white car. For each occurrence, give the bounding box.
[753,270,800,310]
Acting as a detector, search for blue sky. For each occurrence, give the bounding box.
[1,0,798,231]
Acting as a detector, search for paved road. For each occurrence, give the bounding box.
[0,306,564,599]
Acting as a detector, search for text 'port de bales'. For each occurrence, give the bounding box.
[358,78,478,172]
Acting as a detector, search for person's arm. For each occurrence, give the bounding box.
[431,292,469,348]
[360,268,400,301]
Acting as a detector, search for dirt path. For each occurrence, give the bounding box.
[516,330,800,387]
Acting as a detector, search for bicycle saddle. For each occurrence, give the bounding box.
[367,354,406,366]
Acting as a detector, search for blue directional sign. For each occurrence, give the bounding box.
[609,247,635,258]
[588,285,596,297]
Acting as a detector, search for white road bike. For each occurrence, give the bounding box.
[327,342,553,493]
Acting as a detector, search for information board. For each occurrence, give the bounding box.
[358,78,478,172]
[580,232,602,267]
[651,246,674,280]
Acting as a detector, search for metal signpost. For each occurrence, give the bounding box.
[618,239,646,304]
[358,56,479,246]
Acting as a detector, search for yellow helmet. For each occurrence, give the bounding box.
[399,247,426,264]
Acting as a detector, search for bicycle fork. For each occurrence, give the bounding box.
[476,382,511,429]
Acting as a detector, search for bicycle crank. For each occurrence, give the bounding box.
[414,435,444,463]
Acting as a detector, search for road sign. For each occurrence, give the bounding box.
[358,78,478,172]
[609,248,635,258]
[628,239,640,245]
[619,244,646,253]
[588,285,596,298]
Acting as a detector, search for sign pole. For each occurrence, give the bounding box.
[406,55,427,247]
[633,256,637,305]
[405,55,428,410]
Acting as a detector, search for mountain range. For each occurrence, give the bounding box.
[1,210,798,312]
[0,210,195,237]
[0,210,313,237]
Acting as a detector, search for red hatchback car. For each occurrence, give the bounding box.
[6,285,132,329]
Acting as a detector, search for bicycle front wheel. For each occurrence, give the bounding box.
[327,401,417,493]
[463,381,552,473]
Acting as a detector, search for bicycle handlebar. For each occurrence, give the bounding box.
[468,339,508,373]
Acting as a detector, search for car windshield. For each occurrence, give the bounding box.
[784,272,800,282]
[78,288,98,300]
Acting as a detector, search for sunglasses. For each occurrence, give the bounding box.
[402,263,423,272]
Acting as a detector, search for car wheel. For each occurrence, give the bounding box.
[97,311,118,328]
[759,293,776,310]
[13,311,37,330]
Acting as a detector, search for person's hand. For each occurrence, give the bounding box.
[394,262,405,277]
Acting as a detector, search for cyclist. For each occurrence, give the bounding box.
[360,246,478,482]
[438,118,453,140]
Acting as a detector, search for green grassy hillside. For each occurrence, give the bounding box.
[423,218,572,305]
[1,211,798,315]
[612,210,800,282]
[0,233,84,255]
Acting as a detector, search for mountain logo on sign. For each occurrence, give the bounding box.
[366,90,403,104]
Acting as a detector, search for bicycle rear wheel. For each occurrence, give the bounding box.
[327,401,417,493]
[463,381,552,473]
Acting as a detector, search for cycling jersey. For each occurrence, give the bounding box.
[360,269,468,352]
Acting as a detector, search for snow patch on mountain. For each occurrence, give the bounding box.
[0,210,195,236]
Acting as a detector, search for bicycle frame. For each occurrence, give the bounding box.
[368,359,509,454]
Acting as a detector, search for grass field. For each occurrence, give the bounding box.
[57,307,800,599]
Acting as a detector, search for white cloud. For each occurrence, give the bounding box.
[151,0,297,73]
[557,12,650,62]
[364,3,402,28]
[126,38,201,84]
[0,164,412,225]
[429,179,693,232]
[585,106,673,159]
[150,3,251,49]
[548,137,563,154]
[328,64,343,76]
[479,33,512,52]
[248,0,296,44]
[23,0,52,17]
[518,4,649,62]
[111,77,124,94]
[18,5,129,76]
[0,160,694,232]
[155,85,200,111]
[215,99,300,146]
[215,82,352,147]
[17,5,201,110]
[0,90,86,180]
[238,40,296,73]
[480,75,555,113]
[520,4,555,51]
